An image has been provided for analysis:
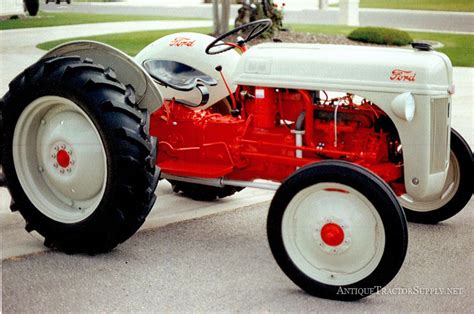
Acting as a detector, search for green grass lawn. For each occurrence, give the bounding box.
[37,27,212,56]
[0,11,206,30]
[350,0,474,12]
[292,24,474,67]
[37,24,473,67]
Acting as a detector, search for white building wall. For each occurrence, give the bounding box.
[0,0,24,17]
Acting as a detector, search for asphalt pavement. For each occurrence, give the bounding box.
[42,2,474,34]
[2,199,473,312]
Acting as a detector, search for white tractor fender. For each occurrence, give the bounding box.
[41,41,163,112]
[135,32,241,109]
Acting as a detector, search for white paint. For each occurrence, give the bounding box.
[282,183,385,285]
[0,0,23,16]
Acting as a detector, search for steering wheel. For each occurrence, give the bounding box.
[205,19,272,55]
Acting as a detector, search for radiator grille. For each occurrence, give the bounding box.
[430,97,450,174]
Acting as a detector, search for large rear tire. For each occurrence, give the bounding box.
[1,56,159,254]
[400,129,473,224]
[267,161,408,300]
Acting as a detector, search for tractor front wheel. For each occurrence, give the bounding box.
[399,129,473,223]
[1,56,159,254]
[267,161,408,300]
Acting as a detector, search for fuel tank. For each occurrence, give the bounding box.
[233,43,453,95]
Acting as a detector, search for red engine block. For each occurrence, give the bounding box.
[151,87,403,190]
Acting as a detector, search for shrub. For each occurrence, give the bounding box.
[348,27,413,46]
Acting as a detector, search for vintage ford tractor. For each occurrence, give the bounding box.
[0,20,472,300]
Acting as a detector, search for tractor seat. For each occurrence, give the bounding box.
[143,59,218,92]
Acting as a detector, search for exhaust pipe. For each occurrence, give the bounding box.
[162,174,280,191]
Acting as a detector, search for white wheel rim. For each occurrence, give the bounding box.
[399,152,460,212]
[13,96,107,224]
[282,183,386,286]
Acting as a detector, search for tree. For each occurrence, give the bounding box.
[319,0,329,10]
[212,0,231,35]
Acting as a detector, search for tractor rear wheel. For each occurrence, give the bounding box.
[168,180,242,201]
[1,56,159,254]
[267,161,408,300]
[399,129,473,223]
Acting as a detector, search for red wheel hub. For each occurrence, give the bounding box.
[56,149,70,168]
[320,223,345,246]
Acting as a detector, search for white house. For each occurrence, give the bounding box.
[0,0,24,17]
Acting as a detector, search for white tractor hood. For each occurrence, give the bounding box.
[233,43,453,95]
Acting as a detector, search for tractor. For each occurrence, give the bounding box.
[0,20,472,300]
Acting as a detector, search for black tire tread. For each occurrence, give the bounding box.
[403,129,473,223]
[267,160,408,301]
[0,56,159,254]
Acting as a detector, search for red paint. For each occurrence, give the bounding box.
[324,188,349,194]
[151,87,403,185]
[320,223,345,246]
[390,69,416,82]
[169,37,196,47]
[57,149,70,168]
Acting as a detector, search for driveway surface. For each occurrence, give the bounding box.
[2,199,473,312]
[42,2,474,34]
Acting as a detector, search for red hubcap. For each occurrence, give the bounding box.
[320,223,345,246]
[56,149,70,168]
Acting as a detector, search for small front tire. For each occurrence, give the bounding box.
[267,161,408,300]
[400,129,473,224]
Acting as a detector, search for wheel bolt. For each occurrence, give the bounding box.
[67,168,72,173]
[53,163,58,168]
[60,169,65,174]
[54,146,58,151]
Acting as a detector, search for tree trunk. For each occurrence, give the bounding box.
[221,0,231,34]
[319,0,329,10]
[212,0,220,35]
